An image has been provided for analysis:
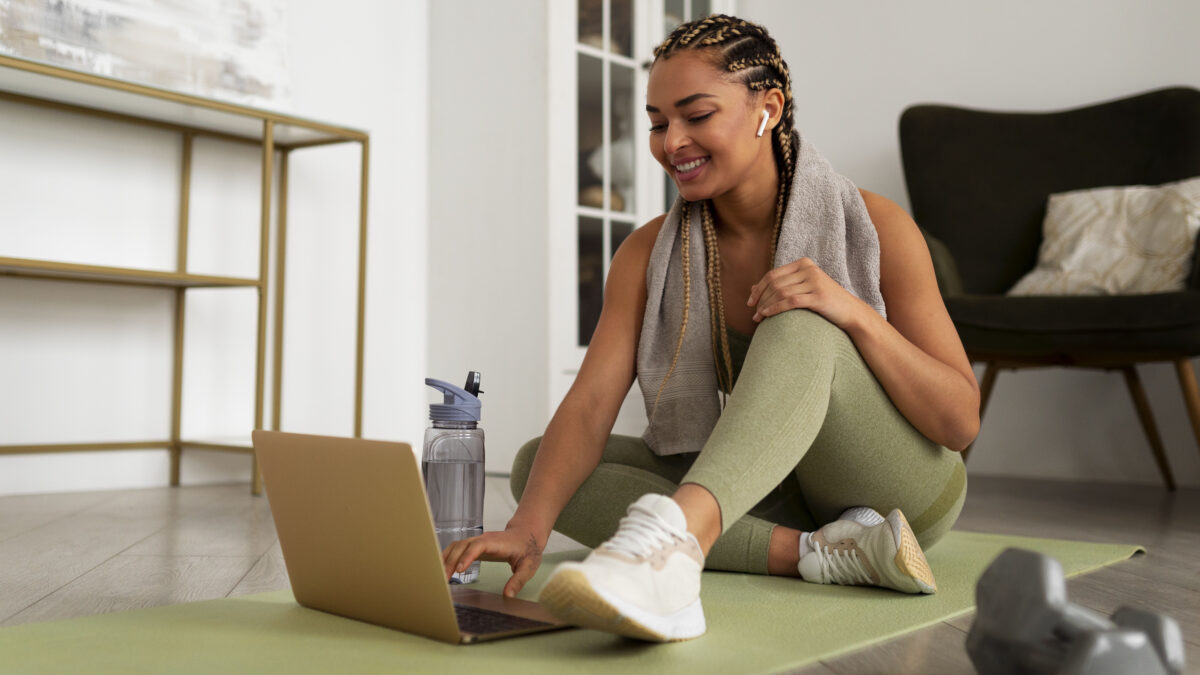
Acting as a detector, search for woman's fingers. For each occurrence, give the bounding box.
[442,536,488,578]
[756,294,811,319]
[442,539,471,579]
[443,533,532,580]
[441,530,547,586]
[754,279,811,319]
[748,259,813,306]
[502,554,542,598]
[752,270,809,308]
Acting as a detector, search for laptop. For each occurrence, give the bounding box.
[252,430,569,644]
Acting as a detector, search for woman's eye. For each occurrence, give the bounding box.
[649,123,666,133]
[689,112,714,123]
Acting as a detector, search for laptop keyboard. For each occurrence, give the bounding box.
[453,603,553,634]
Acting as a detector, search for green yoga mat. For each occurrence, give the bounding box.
[1,531,1141,675]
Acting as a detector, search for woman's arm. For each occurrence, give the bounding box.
[441,215,665,596]
[848,190,979,450]
[747,191,979,451]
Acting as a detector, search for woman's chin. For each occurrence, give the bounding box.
[675,182,715,204]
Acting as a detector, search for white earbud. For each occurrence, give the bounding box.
[756,110,769,137]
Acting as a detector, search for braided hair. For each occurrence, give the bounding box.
[649,14,797,413]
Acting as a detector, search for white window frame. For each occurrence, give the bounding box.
[547,0,736,413]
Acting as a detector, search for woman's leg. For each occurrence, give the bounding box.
[536,310,965,640]
[510,434,812,573]
[681,309,966,564]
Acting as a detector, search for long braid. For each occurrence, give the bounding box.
[649,14,797,404]
[702,202,734,396]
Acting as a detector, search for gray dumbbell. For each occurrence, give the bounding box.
[1110,607,1187,674]
[967,547,1185,675]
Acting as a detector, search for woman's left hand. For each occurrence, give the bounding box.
[747,257,870,330]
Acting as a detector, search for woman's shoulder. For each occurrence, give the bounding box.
[858,188,922,247]
[605,214,669,296]
[627,213,669,249]
[857,188,907,225]
[612,213,668,269]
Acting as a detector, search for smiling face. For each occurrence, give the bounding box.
[646,51,778,205]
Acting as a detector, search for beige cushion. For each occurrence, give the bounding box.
[1009,176,1200,296]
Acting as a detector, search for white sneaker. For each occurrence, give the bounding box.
[538,493,706,641]
[798,508,937,594]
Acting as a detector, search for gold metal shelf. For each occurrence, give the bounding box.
[0,54,366,148]
[178,439,254,454]
[0,441,172,455]
[0,257,261,288]
[0,54,370,495]
[0,438,253,456]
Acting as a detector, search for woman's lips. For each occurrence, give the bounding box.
[673,156,710,182]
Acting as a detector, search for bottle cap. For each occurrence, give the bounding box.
[425,372,483,422]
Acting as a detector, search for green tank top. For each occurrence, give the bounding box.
[720,326,753,394]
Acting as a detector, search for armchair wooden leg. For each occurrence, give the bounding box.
[1175,358,1200,459]
[962,361,999,463]
[1121,366,1176,491]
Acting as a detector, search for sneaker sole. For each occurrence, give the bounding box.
[538,567,705,642]
[889,510,937,594]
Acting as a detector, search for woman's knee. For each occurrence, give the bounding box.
[509,436,543,503]
[757,308,842,344]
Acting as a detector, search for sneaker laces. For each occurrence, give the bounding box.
[601,503,680,559]
[811,543,874,586]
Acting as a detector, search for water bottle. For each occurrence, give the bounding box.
[422,371,485,584]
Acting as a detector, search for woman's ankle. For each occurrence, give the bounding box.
[767,525,803,577]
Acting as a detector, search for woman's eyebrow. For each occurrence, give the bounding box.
[645,92,717,113]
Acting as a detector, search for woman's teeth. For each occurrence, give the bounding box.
[674,157,708,172]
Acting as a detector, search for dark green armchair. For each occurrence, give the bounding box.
[899,86,1200,490]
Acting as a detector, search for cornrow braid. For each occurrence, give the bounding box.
[648,14,797,412]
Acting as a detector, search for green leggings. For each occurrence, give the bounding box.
[511,309,967,574]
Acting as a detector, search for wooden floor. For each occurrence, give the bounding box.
[0,475,1196,673]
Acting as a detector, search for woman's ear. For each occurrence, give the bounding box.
[764,88,785,133]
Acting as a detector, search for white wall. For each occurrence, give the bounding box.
[427,0,551,473]
[741,0,1200,485]
[0,0,429,495]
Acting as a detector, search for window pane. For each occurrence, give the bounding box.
[578,0,603,49]
[611,0,633,56]
[611,221,634,260]
[578,54,603,208]
[664,0,684,32]
[610,63,635,214]
[578,217,604,346]
[692,0,711,19]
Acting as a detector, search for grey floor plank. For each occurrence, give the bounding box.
[0,507,168,623]
[0,490,120,544]
[4,553,255,627]
[228,540,289,597]
[818,621,976,675]
[122,504,276,558]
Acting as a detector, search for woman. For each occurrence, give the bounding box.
[442,14,978,642]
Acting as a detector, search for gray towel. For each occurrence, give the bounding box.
[636,130,886,456]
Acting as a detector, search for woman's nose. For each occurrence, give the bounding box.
[662,123,688,156]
